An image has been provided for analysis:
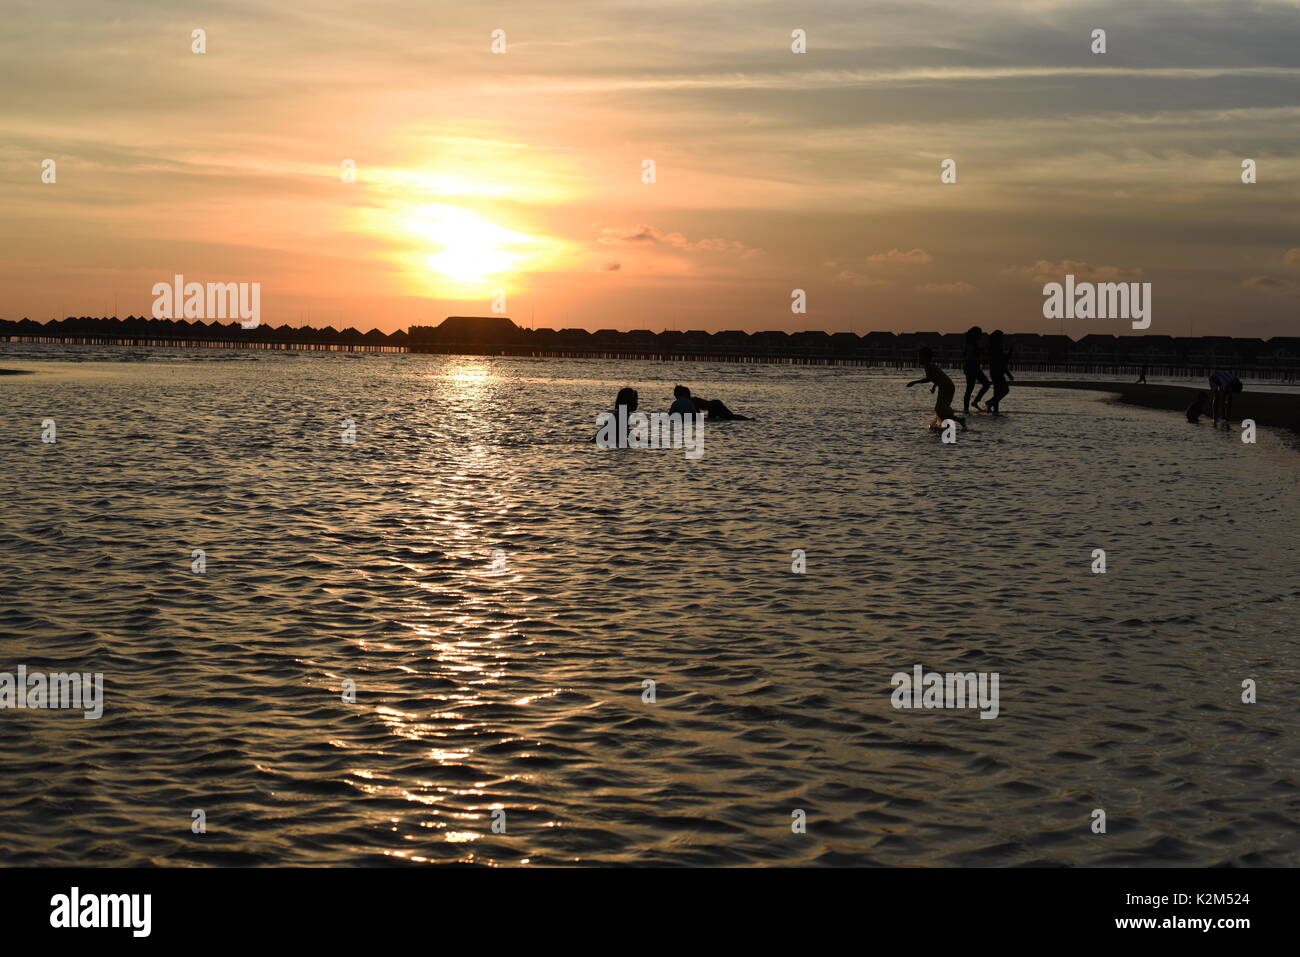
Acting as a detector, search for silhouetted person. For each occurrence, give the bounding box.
[986,330,1014,415]
[1208,370,1242,423]
[1137,361,1148,384]
[593,387,640,443]
[961,326,991,413]
[695,398,751,420]
[670,385,697,414]
[907,347,966,431]
[1186,391,1208,423]
[614,387,638,414]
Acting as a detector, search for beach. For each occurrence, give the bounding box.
[1018,379,1300,433]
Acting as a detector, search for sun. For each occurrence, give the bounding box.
[384,202,572,299]
[405,205,527,284]
[351,150,581,301]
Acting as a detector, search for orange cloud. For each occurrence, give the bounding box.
[825,261,889,286]
[1243,275,1295,292]
[867,248,933,264]
[915,281,977,294]
[1005,260,1144,283]
[597,225,760,256]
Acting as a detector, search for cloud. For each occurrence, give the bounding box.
[693,237,762,257]
[601,262,621,271]
[825,250,930,286]
[915,281,977,294]
[487,66,1300,98]
[866,248,932,265]
[1005,260,1145,284]
[1243,275,1295,291]
[1283,249,1300,268]
[597,224,760,256]
[824,261,889,286]
[599,225,688,246]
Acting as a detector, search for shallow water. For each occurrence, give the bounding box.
[1,345,1297,866]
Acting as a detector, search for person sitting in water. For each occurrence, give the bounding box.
[1185,391,1208,423]
[906,347,967,431]
[1208,370,1243,423]
[613,386,638,415]
[593,386,640,443]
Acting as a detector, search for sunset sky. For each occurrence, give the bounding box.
[3,0,1300,336]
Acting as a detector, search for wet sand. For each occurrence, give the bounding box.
[1017,380,1300,432]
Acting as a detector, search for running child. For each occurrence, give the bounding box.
[962,326,991,413]
[907,347,967,431]
[986,330,1014,415]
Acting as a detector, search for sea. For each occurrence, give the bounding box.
[1,342,1297,866]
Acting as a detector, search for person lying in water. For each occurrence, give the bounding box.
[669,385,751,419]
[694,397,751,420]
[906,347,967,431]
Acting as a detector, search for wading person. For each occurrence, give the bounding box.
[985,330,1014,415]
[1208,370,1243,424]
[962,326,991,413]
